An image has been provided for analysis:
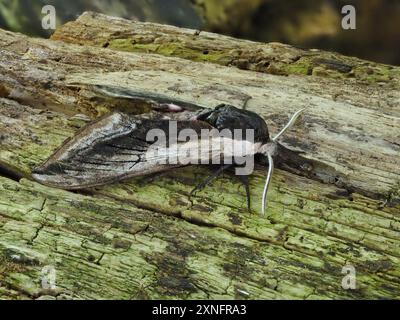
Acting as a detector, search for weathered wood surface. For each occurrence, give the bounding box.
[0,12,399,299]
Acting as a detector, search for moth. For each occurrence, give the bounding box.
[32,86,304,215]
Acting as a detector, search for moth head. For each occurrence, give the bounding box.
[258,108,305,215]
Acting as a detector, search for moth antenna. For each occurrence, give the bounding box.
[272,108,305,142]
[262,152,274,216]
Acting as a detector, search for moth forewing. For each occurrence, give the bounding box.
[32,114,216,189]
[32,112,137,189]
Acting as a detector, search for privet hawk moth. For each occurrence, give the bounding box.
[32,86,304,215]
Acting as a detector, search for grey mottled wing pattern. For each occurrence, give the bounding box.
[32,112,214,189]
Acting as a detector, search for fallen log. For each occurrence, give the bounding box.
[0,12,399,299]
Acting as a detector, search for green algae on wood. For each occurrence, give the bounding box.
[107,38,231,65]
[0,176,399,299]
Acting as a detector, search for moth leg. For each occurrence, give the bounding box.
[190,164,233,196]
[236,174,251,211]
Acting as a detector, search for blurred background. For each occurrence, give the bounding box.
[0,0,399,65]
